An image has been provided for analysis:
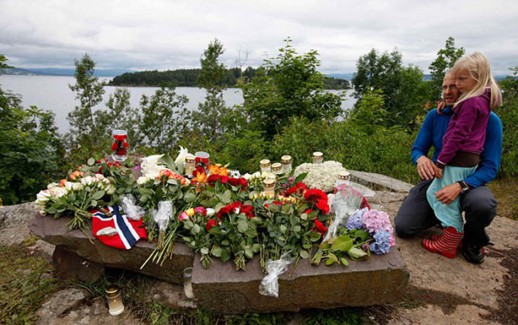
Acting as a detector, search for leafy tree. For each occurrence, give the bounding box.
[496,66,518,178]
[352,49,427,129]
[139,85,191,152]
[192,39,231,145]
[0,54,64,204]
[348,89,386,135]
[242,39,343,139]
[428,37,465,100]
[67,54,106,148]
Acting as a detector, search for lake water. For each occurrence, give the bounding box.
[0,75,355,133]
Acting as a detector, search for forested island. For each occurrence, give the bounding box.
[108,66,350,89]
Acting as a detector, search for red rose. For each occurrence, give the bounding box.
[220,175,229,184]
[206,174,220,184]
[239,178,248,189]
[305,208,313,215]
[228,177,239,187]
[304,189,327,203]
[315,199,330,215]
[206,219,217,231]
[314,219,328,235]
[241,204,254,219]
[286,182,309,196]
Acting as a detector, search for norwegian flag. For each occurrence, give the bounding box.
[91,206,148,250]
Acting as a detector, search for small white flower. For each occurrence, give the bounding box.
[242,173,252,180]
[137,176,150,185]
[81,176,95,186]
[72,182,84,191]
[49,186,68,198]
[206,208,216,217]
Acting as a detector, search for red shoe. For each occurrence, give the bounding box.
[423,227,463,259]
[429,233,463,248]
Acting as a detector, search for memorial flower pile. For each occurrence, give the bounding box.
[34,148,396,272]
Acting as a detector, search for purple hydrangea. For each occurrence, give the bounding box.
[345,208,368,230]
[362,210,393,234]
[369,230,392,255]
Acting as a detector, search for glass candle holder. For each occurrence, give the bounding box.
[183,267,194,299]
[271,162,282,175]
[281,155,292,174]
[263,178,275,199]
[111,130,129,162]
[105,285,124,316]
[312,151,323,164]
[336,170,351,188]
[194,151,210,170]
[184,154,195,178]
[260,159,271,173]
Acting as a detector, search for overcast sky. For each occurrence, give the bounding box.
[1,0,517,75]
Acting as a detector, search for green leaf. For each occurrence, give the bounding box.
[348,247,368,260]
[183,192,196,202]
[280,225,287,233]
[237,219,248,233]
[340,257,349,266]
[90,200,97,207]
[294,172,308,183]
[310,232,322,242]
[200,247,209,255]
[299,250,310,259]
[91,190,105,200]
[193,224,201,234]
[330,236,353,252]
[220,249,231,262]
[325,252,338,266]
[244,247,254,259]
[211,246,223,257]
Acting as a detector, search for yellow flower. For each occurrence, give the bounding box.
[186,208,195,217]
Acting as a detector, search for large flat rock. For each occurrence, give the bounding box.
[29,214,193,284]
[192,249,409,313]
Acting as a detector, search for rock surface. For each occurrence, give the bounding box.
[28,214,194,284]
[192,250,409,313]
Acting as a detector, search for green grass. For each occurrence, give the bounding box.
[0,243,65,324]
[489,177,518,221]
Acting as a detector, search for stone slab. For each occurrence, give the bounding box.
[192,248,409,313]
[29,213,194,284]
[349,170,413,193]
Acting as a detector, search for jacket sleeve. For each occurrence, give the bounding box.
[411,110,434,165]
[465,113,502,188]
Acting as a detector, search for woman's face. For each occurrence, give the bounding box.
[455,69,478,93]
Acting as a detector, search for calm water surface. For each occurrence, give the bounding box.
[0,75,354,133]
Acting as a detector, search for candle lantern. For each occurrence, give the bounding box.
[105,285,125,316]
[260,159,271,173]
[183,267,194,299]
[111,130,129,162]
[312,152,324,164]
[336,171,351,187]
[281,155,292,174]
[194,151,210,170]
[271,162,282,175]
[263,178,276,199]
[184,154,195,178]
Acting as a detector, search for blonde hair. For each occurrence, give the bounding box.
[451,52,502,109]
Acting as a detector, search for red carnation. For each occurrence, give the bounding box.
[286,182,309,196]
[315,199,330,215]
[314,219,328,235]
[304,188,327,203]
[206,219,217,231]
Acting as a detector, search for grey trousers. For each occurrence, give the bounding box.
[394,179,497,247]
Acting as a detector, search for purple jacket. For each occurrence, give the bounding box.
[437,91,491,167]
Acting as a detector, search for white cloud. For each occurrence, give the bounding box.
[1,0,517,74]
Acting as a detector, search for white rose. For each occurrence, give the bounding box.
[81,176,95,186]
[253,171,261,178]
[206,208,216,217]
[49,186,68,198]
[242,173,251,180]
[35,190,51,203]
[137,176,150,185]
[72,182,84,191]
